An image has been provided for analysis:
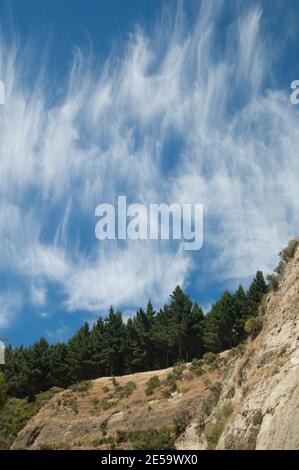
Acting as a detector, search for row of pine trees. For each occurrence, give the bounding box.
[2,271,268,399]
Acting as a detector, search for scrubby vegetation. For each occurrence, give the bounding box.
[269,237,299,291]
[196,382,222,434]
[205,402,234,449]
[112,379,136,399]
[279,238,299,263]
[92,409,192,450]
[173,410,191,437]
[0,372,7,408]
[190,358,205,376]
[244,317,263,338]
[0,388,60,449]
[203,352,217,365]
[145,376,160,395]
[116,427,175,450]
[266,274,279,292]
[71,380,92,393]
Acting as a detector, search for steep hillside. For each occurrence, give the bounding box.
[11,362,224,450]
[12,242,299,450]
[177,241,299,450]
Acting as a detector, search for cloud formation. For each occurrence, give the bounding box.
[0,292,22,328]
[0,1,299,328]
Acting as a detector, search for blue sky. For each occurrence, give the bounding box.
[1,0,299,346]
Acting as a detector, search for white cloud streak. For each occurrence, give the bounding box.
[30,284,47,307]
[0,292,22,329]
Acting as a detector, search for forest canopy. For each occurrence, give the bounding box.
[0,271,268,400]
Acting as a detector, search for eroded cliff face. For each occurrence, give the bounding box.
[177,243,299,450]
[12,244,299,450]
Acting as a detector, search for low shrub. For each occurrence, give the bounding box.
[0,389,59,449]
[203,352,217,365]
[244,317,263,338]
[114,381,136,399]
[173,410,191,437]
[171,363,185,380]
[70,399,79,414]
[200,382,222,417]
[71,380,92,393]
[266,274,279,292]
[40,442,70,450]
[274,261,285,276]
[92,397,100,407]
[101,398,118,410]
[145,376,160,396]
[190,358,205,376]
[161,388,172,399]
[0,373,8,409]
[279,238,299,262]
[205,420,225,450]
[205,402,233,449]
[92,436,115,449]
[121,427,175,450]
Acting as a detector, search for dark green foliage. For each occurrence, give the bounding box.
[190,358,205,376]
[145,376,160,395]
[112,380,136,399]
[0,373,7,408]
[203,291,238,353]
[203,272,267,352]
[173,410,191,437]
[2,273,266,400]
[117,427,175,450]
[266,274,279,291]
[0,389,59,449]
[247,271,268,311]
[67,323,92,383]
[71,380,92,393]
[203,352,217,365]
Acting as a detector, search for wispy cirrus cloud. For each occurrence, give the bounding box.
[0,1,299,329]
[30,284,47,307]
[0,292,22,329]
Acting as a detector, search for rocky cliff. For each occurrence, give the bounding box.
[177,240,299,450]
[13,242,299,450]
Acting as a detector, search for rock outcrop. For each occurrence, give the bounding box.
[177,241,299,450]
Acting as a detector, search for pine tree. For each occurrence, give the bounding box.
[233,285,251,343]
[203,291,237,352]
[126,303,156,373]
[169,286,193,361]
[154,306,174,368]
[89,317,106,377]
[26,337,50,396]
[99,307,126,376]
[47,343,70,388]
[189,302,205,358]
[68,323,91,382]
[4,346,31,397]
[247,271,268,314]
